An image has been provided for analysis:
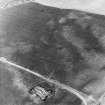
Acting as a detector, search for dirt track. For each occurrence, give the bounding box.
[0,57,97,105]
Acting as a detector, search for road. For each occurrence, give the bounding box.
[0,57,96,105]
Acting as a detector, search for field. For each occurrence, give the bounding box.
[1,2,105,105]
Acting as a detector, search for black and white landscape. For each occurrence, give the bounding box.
[1,2,105,105]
